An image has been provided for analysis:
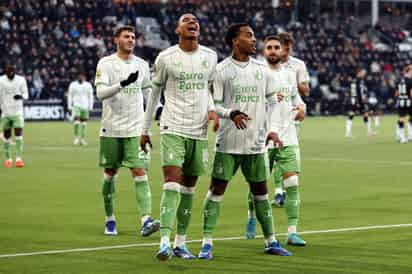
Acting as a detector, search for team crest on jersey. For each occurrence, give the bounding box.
[202,60,209,69]
[255,70,263,80]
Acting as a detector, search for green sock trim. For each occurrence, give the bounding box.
[254,198,274,238]
[134,180,152,216]
[203,199,220,236]
[177,193,193,235]
[285,186,300,226]
[102,177,115,217]
[159,189,180,238]
[4,142,11,159]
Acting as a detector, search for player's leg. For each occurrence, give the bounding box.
[73,113,81,145]
[79,109,89,146]
[273,166,285,207]
[363,109,373,136]
[99,137,121,235]
[124,137,159,237]
[243,154,291,256]
[397,114,407,144]
[14,127,24,167]
[173,138,207,259]
[345,111,354,137]
[2,117,12,167]
[199,152,235,260]
[156,134,185,260]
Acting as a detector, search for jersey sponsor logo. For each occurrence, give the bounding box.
[255,70,263,80]
[177,72,206,91]
[202,60,210,69]
[121,83,140,95]
[233,84,260,103]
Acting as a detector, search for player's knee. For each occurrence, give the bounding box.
[104,168,117,177]
[283,175,299,188]
[131,168,146,177]
[398,120,405,127]
[3,130,11,139]
[363,116,369,123]
[103,172,117,182]
[14,128,23,136]
[163,166,183,183]
[249,182,268,196]
[209,178,228,196]
[348,113,354,120]
[183,175,198,187]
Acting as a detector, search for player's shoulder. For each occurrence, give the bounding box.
[14,74,26,83]
[216,57,232,72]
[250,57,267,68]
[157,45,180,60]
[198,45,217,56]
[97,54,117,67]
[289,56,306,66]
[131,55,149,66]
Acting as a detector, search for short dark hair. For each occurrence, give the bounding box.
[114,25,135,37]
[278,32,294,46]
[263,35,281,45]
[225,23,251,48]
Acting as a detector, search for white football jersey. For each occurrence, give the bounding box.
[145,45,217,140]
[0,74,28,117]
[281,56,310,85]
[266,65,303,147]
[95,53,151,137]
[68,80,94,110]
[214,57,274,154]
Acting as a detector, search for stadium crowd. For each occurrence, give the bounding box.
[0,0,411,114]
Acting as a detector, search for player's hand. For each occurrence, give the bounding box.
[293,105,306,121]
[208,111,219,132]
[266,132,283,148]
[140,135,152,153]
[13,94,23,100]
[120,70,139,87]
[230,110,251,130]
[277,92,285,102]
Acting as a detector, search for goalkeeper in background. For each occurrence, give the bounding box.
[0,64,28,168]
[68,70,94,146]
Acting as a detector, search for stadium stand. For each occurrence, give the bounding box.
[0,0,411,115]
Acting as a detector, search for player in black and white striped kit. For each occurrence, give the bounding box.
[395,65,412,143]
[345,68,374,137]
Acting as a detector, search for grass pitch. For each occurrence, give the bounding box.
[1,115,411,274]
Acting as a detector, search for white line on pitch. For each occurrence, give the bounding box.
[1,223,411,259]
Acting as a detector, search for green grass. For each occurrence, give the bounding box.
[1,116,411,274]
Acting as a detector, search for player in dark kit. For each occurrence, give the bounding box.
[345,68,375,137]
[395,64,412,143]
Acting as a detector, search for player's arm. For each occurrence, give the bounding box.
[141,62,152,105]
[292,93,306,121]
[266,100,283,147]
[95,61,139,100]
[297,62,310,97]
[141,55,167,152]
